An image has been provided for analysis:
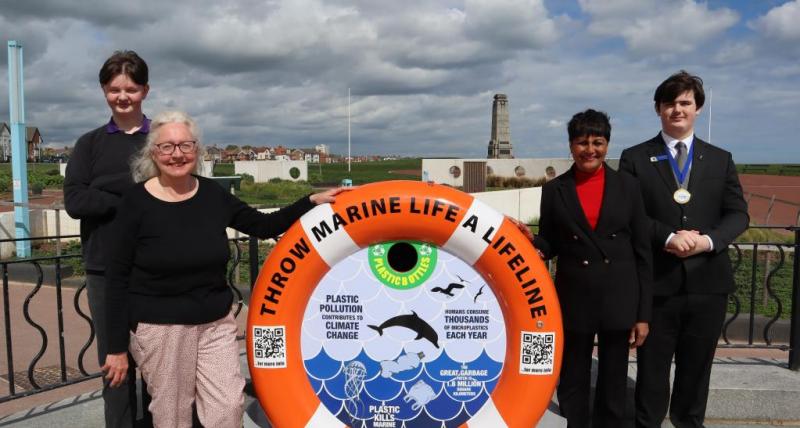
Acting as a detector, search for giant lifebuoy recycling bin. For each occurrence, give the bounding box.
[247,180,562,427]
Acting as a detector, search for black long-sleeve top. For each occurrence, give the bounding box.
[64,124,147,272]
[105,176,314,353]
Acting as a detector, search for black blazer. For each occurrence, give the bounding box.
[535,164,653,333]
[619,135,749,296]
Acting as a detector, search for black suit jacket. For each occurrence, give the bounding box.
[535,164,653,333]
[619,135,749,296]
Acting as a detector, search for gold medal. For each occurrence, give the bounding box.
[673,188,691,204]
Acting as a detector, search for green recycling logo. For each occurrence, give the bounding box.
[368,241,437,290]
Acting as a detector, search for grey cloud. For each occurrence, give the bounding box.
[0,0,797,163]
[750,0,800,42]
[0,0,166,28]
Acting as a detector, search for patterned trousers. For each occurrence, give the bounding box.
[129,312,245,428]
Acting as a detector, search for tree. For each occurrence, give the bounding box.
[225,145,239,151]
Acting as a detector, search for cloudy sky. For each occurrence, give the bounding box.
[1,0,798,162]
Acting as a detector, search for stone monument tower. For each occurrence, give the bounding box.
[487,94,513,158]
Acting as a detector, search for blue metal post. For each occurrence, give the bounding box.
[8,41,30,257]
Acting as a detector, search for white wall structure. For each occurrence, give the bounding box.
[472,187,542,223]
[421,158,619,187]
[234,160,307,182]
[200,160,214,177]
[1,208,79,259]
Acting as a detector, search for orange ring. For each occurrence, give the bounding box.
[247,180,563,427]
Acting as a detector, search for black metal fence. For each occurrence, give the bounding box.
[1,226,798,404]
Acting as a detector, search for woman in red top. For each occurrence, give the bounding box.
[522,109,653,427]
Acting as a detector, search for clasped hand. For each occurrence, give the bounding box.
[665,230,710,258]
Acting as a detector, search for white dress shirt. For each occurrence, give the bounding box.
[660,130,714,252]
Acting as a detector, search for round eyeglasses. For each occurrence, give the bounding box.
[154,141,197,155]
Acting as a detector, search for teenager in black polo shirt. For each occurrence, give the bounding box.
[64,50,151,428]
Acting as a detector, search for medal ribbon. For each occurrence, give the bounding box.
[666,143,693,187]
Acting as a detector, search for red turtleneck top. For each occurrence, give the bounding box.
[575,164,605,230]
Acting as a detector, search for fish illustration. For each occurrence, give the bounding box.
[367,311,439,348]
[430,282,465,297]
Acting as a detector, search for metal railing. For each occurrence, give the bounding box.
[718,226,799,373]
[0,234,251,404]
[0,225,798,404]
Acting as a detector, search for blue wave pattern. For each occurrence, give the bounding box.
[305,347,503,427]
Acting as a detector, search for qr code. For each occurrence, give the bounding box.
[252,326,287,368]
[519,331,555,375]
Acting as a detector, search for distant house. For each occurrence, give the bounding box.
[289,149,306,161]
[254,147,272,160]
[315,144,329,155]
[0,123,43,161]
[221,149,238,162]
[26,127,43,161]
[0,123,10,162]
[237,149,256,161]
[205,146,223,162]
[298,148,320,163]
[272,145,288,158]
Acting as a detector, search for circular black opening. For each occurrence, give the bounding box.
[387,242,418,273]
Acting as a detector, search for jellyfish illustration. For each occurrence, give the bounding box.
[343,360,366,420]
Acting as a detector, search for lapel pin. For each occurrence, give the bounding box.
[650,156,658,162]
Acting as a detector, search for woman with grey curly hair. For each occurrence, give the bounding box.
[130,111,206,183]
[103,110,348,427]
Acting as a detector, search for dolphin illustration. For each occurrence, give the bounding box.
[430,282,465,297]
[367,311,439,348]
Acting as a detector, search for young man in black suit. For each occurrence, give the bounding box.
[619,71,749,428]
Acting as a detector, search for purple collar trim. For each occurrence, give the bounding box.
[106,115,151,134]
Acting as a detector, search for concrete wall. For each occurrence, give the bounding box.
[200,160,214,177]
[422,158,619,187]
[234,160,307,182]
[0,207,281,259]
[0,209,78,259]
[472,187,541,223]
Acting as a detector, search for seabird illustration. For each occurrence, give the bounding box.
[473,284,486,303]
[367,311,440,348]
[456,274,470,283]
[430,282,465,297]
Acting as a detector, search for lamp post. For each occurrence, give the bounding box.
[8,40,30,257]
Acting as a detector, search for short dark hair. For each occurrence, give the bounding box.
[567,109,611,142]
[654,70,704,109]
[98,50,148,86]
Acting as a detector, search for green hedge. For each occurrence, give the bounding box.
[0,163,64,192]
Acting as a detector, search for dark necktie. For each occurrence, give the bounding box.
[675,141,687,171]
